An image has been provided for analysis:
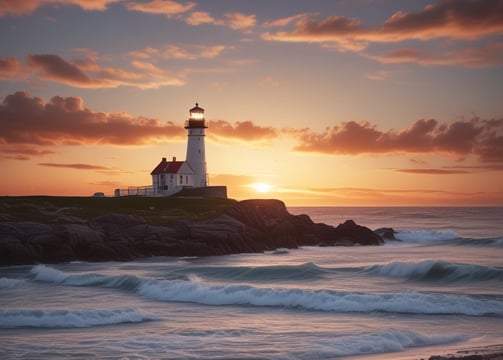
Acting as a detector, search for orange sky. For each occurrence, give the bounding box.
[1,0,502,206]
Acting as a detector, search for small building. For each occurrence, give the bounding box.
[150,157,195,196]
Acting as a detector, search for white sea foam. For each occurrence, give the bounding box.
[137,276,503,316]
[0,308,157,328]
[31,264,68,282]
[30,265,503,316]
[309,330,468,358]
[395,229,459,243]
[366,260,503,282]
[0,277,24,288]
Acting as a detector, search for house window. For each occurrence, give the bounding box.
[185,175,188,184]
[180,175,183,184]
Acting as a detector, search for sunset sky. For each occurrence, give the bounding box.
[1,0,502,206]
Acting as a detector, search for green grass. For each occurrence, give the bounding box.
[0,196,239,224]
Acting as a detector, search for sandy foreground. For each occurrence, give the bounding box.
[425,345,503,360]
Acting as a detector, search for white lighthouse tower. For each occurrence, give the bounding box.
[184,103,208,188]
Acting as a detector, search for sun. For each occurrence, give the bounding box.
[251,182,272,193]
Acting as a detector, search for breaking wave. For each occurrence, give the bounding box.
[0,277,24,288]
[392,230,503,248]
[0,308,157,328]
[365,260,503,282]
[31,265,503,317]
[307,330,468,358]
[395,230,459,243]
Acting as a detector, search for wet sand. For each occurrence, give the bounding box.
[426,345,503,360]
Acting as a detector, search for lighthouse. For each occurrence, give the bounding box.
[184,103,208,188]
[146,103,226,198]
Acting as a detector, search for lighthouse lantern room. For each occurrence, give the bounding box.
[184,103,208,188]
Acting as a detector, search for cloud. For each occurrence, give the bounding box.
[17,53,184,89]
[296,186,503,206]
[0,57,21,78]
[0,92,185,157]
[393,168,470,175]
[185,10,221,26]
[264,0,503,44]
[292,117,503,163]
[224,12,256,31]
[209,120,278,143]
[262,0,503,65]
[367,43,503,68]
[38,162,113,170]
[130,44,228,60]
[263,13,313,28]
[0,0,119,16]
[125,0,195,17]
[183,11,256,32]
[0,145,55,160]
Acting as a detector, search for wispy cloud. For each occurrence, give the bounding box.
[125,0,196,17]
[392,168,470,175]
[367,43,503,68]
[1,53,184,89]
[209,120,278,143]
[38,162,113,170]
[130,44,229,60]
[184,10,256,32]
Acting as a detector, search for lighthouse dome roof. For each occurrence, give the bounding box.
[190,103,204,113]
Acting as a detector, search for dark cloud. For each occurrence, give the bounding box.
[292,117,503,163]
[23,54,183,88]
[265,0,503,44]
[27,54,93,85]
[0,92,185,154]
[263,0,503,66]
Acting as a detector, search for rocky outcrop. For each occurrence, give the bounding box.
[0,199,384,265]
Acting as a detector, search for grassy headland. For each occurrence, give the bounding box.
[0,196,239,225]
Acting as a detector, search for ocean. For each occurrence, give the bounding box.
[1,206,502,360]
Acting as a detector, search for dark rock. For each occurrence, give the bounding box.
[0,198,386,265]
[374,227,398,241]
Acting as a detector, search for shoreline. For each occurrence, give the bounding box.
[424,345,503,360]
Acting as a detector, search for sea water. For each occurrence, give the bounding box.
[1,207,502,359]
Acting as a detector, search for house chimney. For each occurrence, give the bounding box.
[162,157,166,162]
[173,156,176,162]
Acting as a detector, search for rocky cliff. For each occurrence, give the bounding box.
[0,198,384,265]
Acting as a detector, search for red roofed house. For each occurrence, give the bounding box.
[150,156,195,196]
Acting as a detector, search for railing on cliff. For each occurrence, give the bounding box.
[114,185,156,197]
